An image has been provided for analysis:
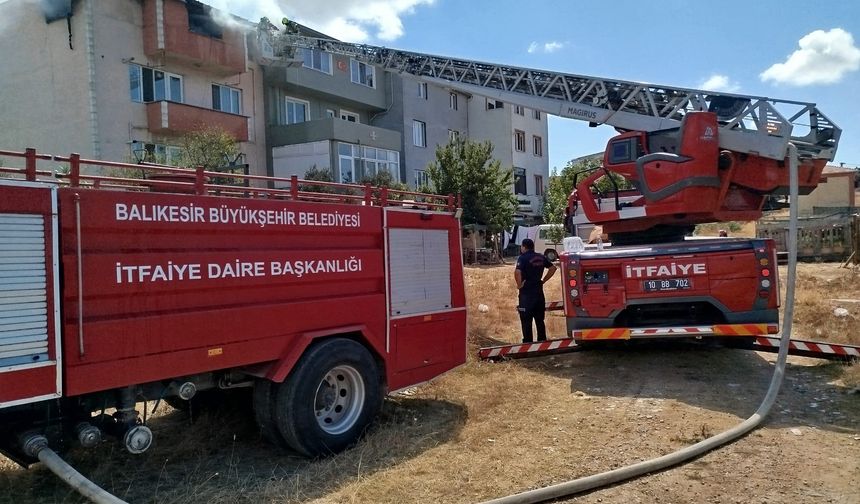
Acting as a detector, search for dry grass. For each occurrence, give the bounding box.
[1,262,858,503]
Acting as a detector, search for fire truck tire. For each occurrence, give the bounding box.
[274,338,382,457]
[253,380,289,449]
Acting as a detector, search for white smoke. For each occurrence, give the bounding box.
[205,0,434,41]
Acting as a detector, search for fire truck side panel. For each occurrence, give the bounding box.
[385,209,467,391]
[57,190,393,396]
[0,184,61,408]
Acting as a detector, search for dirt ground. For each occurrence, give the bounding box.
[1,263,858,504]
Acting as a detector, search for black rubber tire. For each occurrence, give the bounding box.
[253,379,289,449]
[274,338,382,457]
[545,249,558,262]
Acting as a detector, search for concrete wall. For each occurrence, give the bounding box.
[388,75,469,187]
[272,140,330,184]
[798,171,856,215]
[0,0,92,157]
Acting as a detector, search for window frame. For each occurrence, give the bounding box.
[414,169,430,188]
[532,135,543,157]
[534,174,544,196]
[129,64,183,103]
[211,83,242,115]
[284,96,310,125]
[448,129,460,143]
[486,98,504,110]
[418,82,428,99]
[299,47,333,74]
[340,110,359,123]
[533,109,541,120]
[413,120,427,148]
[514,105,525,116]
[449,92,458,110]
[514,129,526,152]
[350,58,376,88]
[514,167,527,195]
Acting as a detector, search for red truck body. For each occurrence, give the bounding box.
[561,238,779,333]
[0,150,466,461]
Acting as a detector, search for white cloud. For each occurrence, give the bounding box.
[207,0,434,42]
[527,41,565,54]
[760,28,860,86]
[699,74,741,93]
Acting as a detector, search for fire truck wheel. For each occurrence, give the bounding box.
[253,379,289,449]
[275,338,382,457]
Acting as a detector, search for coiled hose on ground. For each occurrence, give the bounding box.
[481,144,802,504]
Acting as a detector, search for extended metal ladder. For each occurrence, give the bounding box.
[275,33,841,162]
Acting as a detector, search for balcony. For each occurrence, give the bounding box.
[146,101,249,142]
[142,0,246,76]
[268,118,400,152]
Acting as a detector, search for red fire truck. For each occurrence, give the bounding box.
[0,149,466,463]
[561,238,780,335]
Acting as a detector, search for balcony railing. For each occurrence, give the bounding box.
[146,101,249,142]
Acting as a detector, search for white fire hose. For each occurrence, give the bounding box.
[481,143,801,504]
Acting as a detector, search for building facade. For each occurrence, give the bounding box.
[0,0,266,173]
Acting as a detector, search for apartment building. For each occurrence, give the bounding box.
[0,0,265,172]
[261,26,403,187]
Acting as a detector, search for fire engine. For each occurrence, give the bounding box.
[276,33,840,334]
[0,150,467,463]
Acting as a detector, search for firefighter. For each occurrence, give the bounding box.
[514,238,558,343]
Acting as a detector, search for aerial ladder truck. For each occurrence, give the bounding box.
[272,31,857,360]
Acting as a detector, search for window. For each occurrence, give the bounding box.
[534,174,544,196]
[211,84,241,114]
[514,130,526,152]
[515,105,525,116]
[418,82,428,99]
[130,141,182,166]
[129,64,182,103]
[533,135,543,156]
[413,120,427,147]
[350,59,375,88]
[326,109,337,118]
[486,99,503,110]
[533,109,541,120]
[337,142,400,183]
[340,110,359,122]
[449,93,458,110]
[414,169,430,188]
[448,129,460,143]
[299,47,332,74]
[284,97,309,125]
[514,168,527,195]
[186,0,222,39]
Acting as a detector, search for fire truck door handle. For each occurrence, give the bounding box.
[603,284,608,293]
[75,193,85,357]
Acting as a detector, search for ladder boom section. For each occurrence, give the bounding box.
[278,35,840,161]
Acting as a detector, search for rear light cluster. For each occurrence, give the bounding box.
[568,260,581,306]
[757,250,773,299]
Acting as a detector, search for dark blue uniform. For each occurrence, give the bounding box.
[516,250,553,343]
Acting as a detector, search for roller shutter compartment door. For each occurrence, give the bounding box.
[388,228,451,317]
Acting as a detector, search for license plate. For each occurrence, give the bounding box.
[643,278,691,292]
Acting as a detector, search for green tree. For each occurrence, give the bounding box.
[178,125,241,173]
[542,156,633,242]
[426,138,516,234]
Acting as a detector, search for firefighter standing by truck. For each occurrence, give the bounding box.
[515,238,557,343]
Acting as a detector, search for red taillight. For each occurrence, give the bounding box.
[761,269,770,277]
[569,279,577,287]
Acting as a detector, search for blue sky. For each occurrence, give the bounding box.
[218,0,860,171]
